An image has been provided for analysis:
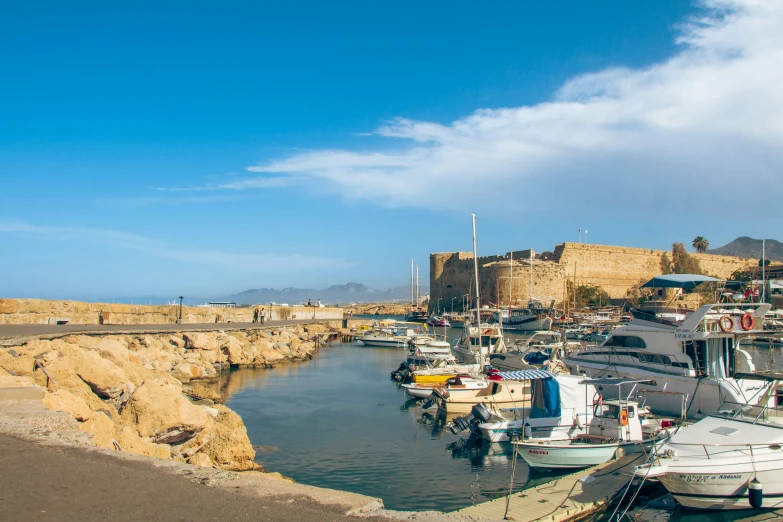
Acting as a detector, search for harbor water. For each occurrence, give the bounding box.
[223,327,783,515]
[223,334,567,512]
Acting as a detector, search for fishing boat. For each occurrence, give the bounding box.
[402,374,488,399]
[449,370,598,443]
[560,274,772,418]
[635,371,783,510]
[390,340,480,385]
[431,376,530,414]
[513,378,675,469]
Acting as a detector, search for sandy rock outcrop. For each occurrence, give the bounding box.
[1,323,336,472]
[121,378,210,444]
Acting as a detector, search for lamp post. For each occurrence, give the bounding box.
[177,296,184,324]
[451,297,456,314]
[436,298,442,314]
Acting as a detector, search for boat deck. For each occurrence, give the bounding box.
[454,452,645,521]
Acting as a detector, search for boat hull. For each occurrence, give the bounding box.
[359,337,408,348]
[516,440,651,469]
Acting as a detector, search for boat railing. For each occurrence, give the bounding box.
[650,442,777,463]
[710,400,783,428]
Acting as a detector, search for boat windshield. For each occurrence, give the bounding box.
[711,401,783,429]
[593,403,621,419]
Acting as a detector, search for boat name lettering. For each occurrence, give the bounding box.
[674,328,692,340]
[528,449,549,455]
[678,474,742,483]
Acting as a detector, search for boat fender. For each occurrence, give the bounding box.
[718,315,734,332]
[740,313,755,331]
[620,409,629,426]
[749,477,763,508]
[575,413,583,429]
[524,422,532,439]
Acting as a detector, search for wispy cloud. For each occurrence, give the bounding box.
[0,220,349,272]
[173,0,782,217]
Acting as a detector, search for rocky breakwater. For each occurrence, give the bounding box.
[0,323,335,471]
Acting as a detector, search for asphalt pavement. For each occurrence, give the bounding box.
[0,319,332,340]
[0,433,383,522]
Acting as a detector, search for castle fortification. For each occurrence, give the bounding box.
[430,242,755,312]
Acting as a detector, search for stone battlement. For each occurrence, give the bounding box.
[430,242,756,311]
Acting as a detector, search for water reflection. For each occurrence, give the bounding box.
[223,341,533,512]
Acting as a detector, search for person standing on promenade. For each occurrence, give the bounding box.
[307,298,312,307]
[253,308,258,323]
[260,308,266,324]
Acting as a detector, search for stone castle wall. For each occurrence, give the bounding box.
[430,242,756,311]
[0,299,343,325]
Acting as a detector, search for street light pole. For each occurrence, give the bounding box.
[177,296,184,324]
[451,297,456,314]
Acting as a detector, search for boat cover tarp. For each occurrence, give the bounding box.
[641,274,723,290]
[498,369,554,381]
[556,374,598,412]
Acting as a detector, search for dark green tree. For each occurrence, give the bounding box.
[692,236,709,253]
[672,242,703,274]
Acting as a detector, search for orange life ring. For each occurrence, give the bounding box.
[718,315,734,332]
[619,409,629,426]
[740,313,755,331]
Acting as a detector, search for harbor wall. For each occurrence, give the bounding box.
[0,299,344,325]
[430,242,756,310]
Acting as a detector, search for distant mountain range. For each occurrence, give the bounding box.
[707,237,783,262]
[222,282,416,306]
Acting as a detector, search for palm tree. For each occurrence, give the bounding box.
[692,236,709,253]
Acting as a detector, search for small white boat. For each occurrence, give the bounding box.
[634,371,783,510]
[358,321,416,348]
[513,378,678,469]
[488,330,582,371]
[435,376,530,414]
[451,321,507,365]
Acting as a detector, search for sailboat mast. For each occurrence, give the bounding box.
[416,265,419,310]
[529,249,533,306]
[762,239,766,303]
[472,214,481,327]
[509,251,513,308]
[410,259,414,308]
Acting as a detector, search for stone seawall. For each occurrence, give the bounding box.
[431,242,757,310]
[0,323,337,471]
[0,298,343,325]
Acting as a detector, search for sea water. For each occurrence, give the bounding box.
[223,338,565,512]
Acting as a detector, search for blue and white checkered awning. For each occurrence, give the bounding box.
[497,369,554,381]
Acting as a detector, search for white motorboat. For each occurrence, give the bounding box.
[451,321,507,365]
[489,330,582,371]
[390,340,480,384]
[634,371,783,510]
[469,372,598,443]
[358,321,416,348]
[513,378,676,469]
[561,274,772,418]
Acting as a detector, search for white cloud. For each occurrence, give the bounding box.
[0,221,348,273]
[234,0,783,216]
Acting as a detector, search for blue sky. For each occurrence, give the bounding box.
[2,0,782,300]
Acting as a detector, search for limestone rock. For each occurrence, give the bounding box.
[199,408,256,471]
[189,452,213,468]
[79,411,115,448]
[183,332,217,350]
[168,335,186,349]
[221,336,244,365]
[77,352,134,400]
[186,384,223,403]
[121,378,210,444]
[42,389,92,421]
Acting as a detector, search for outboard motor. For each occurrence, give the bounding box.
[449,403,492,434]
[390,362,409,382]
[421,388,448,410]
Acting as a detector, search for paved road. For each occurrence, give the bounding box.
[0,434,381,522]
[0,319,340,339]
